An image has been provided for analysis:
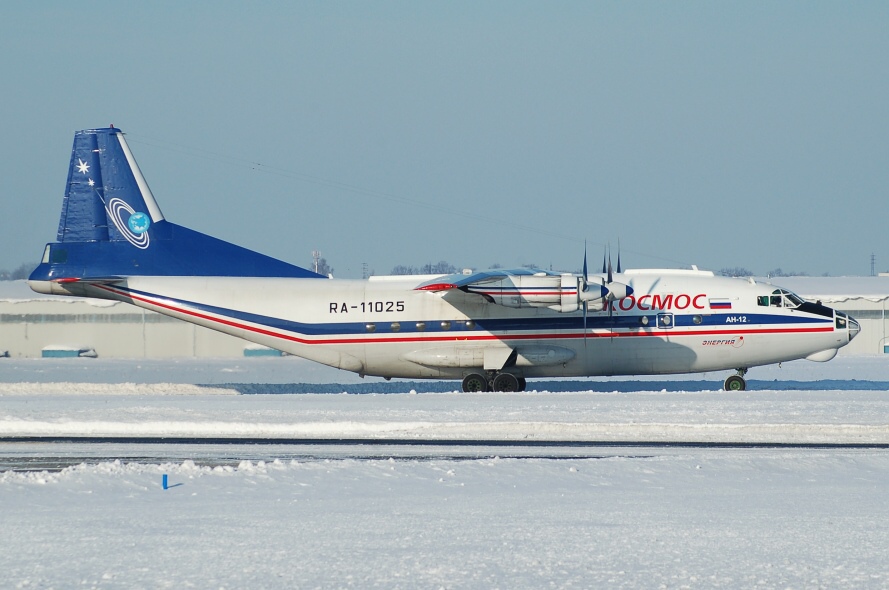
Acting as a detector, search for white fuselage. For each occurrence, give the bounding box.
[40,269,856,380]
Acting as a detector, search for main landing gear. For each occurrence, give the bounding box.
[462,371,527,392]
[724,368,748,391]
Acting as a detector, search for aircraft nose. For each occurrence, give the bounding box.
[848,316,861,341]
[836,311,861,341]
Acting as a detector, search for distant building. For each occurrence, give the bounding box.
[0,281,264,358]
[1,277,888,358]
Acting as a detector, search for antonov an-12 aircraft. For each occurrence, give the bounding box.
[30,127,860,392]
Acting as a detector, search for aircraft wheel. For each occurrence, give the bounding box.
[517,377,527,392]
[462,373,488,393]
[493,373,520,392]
[724,375,746,391]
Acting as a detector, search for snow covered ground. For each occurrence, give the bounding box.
[2,355,889,588]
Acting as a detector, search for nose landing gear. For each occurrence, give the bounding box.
[461,371,527,392]
[724,368,748,391]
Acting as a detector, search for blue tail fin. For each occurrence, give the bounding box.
[56,126,166,245]
[31,127,324,282]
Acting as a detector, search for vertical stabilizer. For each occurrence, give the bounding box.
[58,127,164,247]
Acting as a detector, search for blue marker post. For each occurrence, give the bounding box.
[162,474,168,490]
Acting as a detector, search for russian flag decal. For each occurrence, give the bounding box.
[709,298,732,310]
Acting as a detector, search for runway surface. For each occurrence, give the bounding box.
[4,355,889,467]
[3,438,889,472]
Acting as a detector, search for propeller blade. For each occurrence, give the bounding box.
[616,239,622,274]
[582,243,589,349]
[582,300,588,349]
[582,242,588,282]
[607,247,614,318]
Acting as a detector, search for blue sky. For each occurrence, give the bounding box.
[3,2,888,277]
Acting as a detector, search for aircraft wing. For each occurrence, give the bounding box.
[415,268,560,292]
[414,268,583,311]
[414,267,628,314]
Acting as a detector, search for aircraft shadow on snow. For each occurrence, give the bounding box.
[200,379,889,395]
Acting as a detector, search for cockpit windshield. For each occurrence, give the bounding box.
[784,291,804,307]
[757,289,804,308]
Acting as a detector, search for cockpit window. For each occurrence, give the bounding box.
[759,289,803,308]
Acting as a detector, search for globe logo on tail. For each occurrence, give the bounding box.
[107,197,151,249]
[128,212,151,234]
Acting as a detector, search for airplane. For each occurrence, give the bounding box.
[29,127,860,392]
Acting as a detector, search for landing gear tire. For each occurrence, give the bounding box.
[724,375,746,391]
[517,377,527,392]
[493,372,520,392]
[462,373,488,393]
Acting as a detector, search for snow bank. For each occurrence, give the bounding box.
[3,453,889,588]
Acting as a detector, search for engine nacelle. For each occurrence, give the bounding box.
[465,274,565,309]
[463,274,616,313]
[558,274,580,313]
